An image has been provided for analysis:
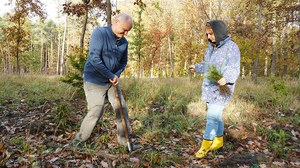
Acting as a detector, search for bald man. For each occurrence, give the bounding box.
[73,13,138,150]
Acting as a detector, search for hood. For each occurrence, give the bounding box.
[207,20,228,47]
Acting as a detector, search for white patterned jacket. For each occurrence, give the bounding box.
[195,36,240,106]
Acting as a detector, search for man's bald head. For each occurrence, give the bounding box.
[112,13,133,39]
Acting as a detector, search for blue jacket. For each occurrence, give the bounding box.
[83,26,128,85]
[195,20,240,105]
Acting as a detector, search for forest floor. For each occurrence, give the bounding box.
[0,75,300,167]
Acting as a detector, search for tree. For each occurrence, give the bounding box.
[106,0,112,25]
[63,0,106,54]
[131,0,146,78]
[7,0,46,74]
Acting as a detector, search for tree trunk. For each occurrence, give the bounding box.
[40,43,44,73]
[1,48,5,73]
[282,49,287,78]
[158,50,162,78]
[264,55,268,76]
[7,49,12,73]
[270,53,276,78]
[253,1,262,83]
[281,27,287,78]
[138,49,141,78]
[242,66,245,79]
[209,1,212,19]
[270,30,276,78]
[16,17,21,74]
[194,54,197,78]
[253,58,259,82]
[80,7,88,54]
[60,15,68,76]
[150,51,154,78]
[298,0,300,80]
[168,36,174,78]
[217,0,221,19]
[50,39,53,74]
[106,0,112,25]
[298,32,300,80]
[57,29,61,75]
[46,44,49,74]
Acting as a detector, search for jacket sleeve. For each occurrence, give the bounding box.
[222,43,240,83]
[115,44,128,77]
[194,62,206,74]
[88,28,115,80]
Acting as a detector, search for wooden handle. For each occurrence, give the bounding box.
[113,85,132,151]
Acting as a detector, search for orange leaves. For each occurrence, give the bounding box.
[62,1,106,17]
[10,0,46,21]
[0,144,11,167]
[63,2,88,17]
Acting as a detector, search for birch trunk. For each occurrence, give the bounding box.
[57,30,61,75]
[50,39,53,74]
[264,55,267,76]
[270,30,276,78]
[60,15,67,76]
[242,66,245,79]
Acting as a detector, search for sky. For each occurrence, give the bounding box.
[0,0,121,23]
[0,0,125,23]
[0,0,65,21]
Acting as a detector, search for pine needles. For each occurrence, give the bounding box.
[206,65,231,96]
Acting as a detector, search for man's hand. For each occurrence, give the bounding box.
[217,77,226,86]
[188,65,195,73]
[109,75,119,86]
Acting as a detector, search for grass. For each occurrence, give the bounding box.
[0,75,299,166]
[0,74,78,106]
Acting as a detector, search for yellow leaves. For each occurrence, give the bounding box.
[227,125,250,140]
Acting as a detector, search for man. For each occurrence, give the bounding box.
[73,13,137,150]
[189,20,240,158]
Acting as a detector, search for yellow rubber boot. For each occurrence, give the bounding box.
[195,139,213,158]
[210,136,223,151]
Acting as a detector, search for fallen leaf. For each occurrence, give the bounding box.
[272,161,285,166]
[263,120,276,127]
[291,162,300,166]
[259,164,267,168]
[129,157,140,163]
[101,161,109,168]
[188,140,197,145]
[54,148,62,153]
[49,157,59,163]
[291,130,299,137]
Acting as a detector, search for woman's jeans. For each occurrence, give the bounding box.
[203,103,225,140]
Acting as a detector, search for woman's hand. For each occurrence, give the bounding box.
[188,65,195,73]
[217,77,226,86]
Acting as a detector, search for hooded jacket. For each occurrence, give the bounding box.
[83,26,128,86]
[194,20,240,106]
